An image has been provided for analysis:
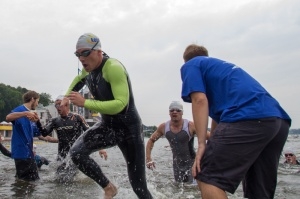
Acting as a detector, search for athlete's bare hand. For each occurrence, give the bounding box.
[68,92,85,107]
[146,159,156,170]
[26,111,39,122]
[60,97,70,107]
[99,150,108,160]
[192,144,206,177]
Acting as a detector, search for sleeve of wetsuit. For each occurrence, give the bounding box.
[65,69,89,95]
[0,143,12,158]
[37,119,55,137]
[84,59,129,115]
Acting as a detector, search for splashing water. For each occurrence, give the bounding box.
[1,136,300,198]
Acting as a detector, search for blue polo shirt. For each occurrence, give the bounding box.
[10,105,41,159]
[181,56,291,124]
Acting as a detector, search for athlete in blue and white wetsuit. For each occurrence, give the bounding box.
[61,33,152,199]
[146,101,209,183]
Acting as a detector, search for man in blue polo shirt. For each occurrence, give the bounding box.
[6,90,42,181]
[180,44,291,199]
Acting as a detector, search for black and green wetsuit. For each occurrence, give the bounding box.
[68,56,152,199]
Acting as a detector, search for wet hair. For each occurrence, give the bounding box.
[183,44,209,62]
[22,91,39,103]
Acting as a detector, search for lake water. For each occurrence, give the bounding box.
[1,136,300,199]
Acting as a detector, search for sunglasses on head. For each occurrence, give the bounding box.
[74,41,99,58]
[169,109,182,113]
[285,153,294,157]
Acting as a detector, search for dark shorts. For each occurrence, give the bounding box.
[196,117,289,198]
[15,158,39,181]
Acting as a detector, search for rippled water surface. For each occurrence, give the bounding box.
[1,136,300,199]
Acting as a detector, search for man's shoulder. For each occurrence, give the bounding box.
[71,113,82,119]
[158,122,167,128]
[12,105,26,112]
[70,113,86,123]
[105,58,125,70]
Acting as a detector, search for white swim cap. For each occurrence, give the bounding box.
[76,33,101,50]
[55,95,65,101]
[169,101,183,111]
[284,148,295,155]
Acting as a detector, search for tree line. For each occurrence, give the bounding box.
[0,83,52,122]
[1,82,298,134]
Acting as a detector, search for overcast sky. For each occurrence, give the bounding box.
[1,0,299,128]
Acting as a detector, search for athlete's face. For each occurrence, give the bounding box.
[55,100,68,116]
[285,153,297,164]
[169,109,183,122]
[75,48,103,72]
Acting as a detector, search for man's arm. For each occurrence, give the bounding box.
[38,135,58,143]
[65,68,89,95]
[34,120,58,143]
[145,123,165,170]
[189,121,210,139]
[190,92,209,177]
[6,111,38,122]
[36,120,55,137]
[69,60,130,115]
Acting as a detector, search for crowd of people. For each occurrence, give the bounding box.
[0,33,293,199]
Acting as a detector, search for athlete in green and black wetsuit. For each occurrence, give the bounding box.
[63,33,152,199]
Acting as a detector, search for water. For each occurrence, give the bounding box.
[1,136,300,199]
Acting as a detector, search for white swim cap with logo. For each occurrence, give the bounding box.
[76,33,101,50]
[169,101,183,111]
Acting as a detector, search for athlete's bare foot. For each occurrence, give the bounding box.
[103,182,117,199]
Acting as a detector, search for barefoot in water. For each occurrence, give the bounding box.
[103,182,117,199]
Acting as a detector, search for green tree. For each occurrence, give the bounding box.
[39,92,52,106]
[0,83,23,121]
[0,83,52,121]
